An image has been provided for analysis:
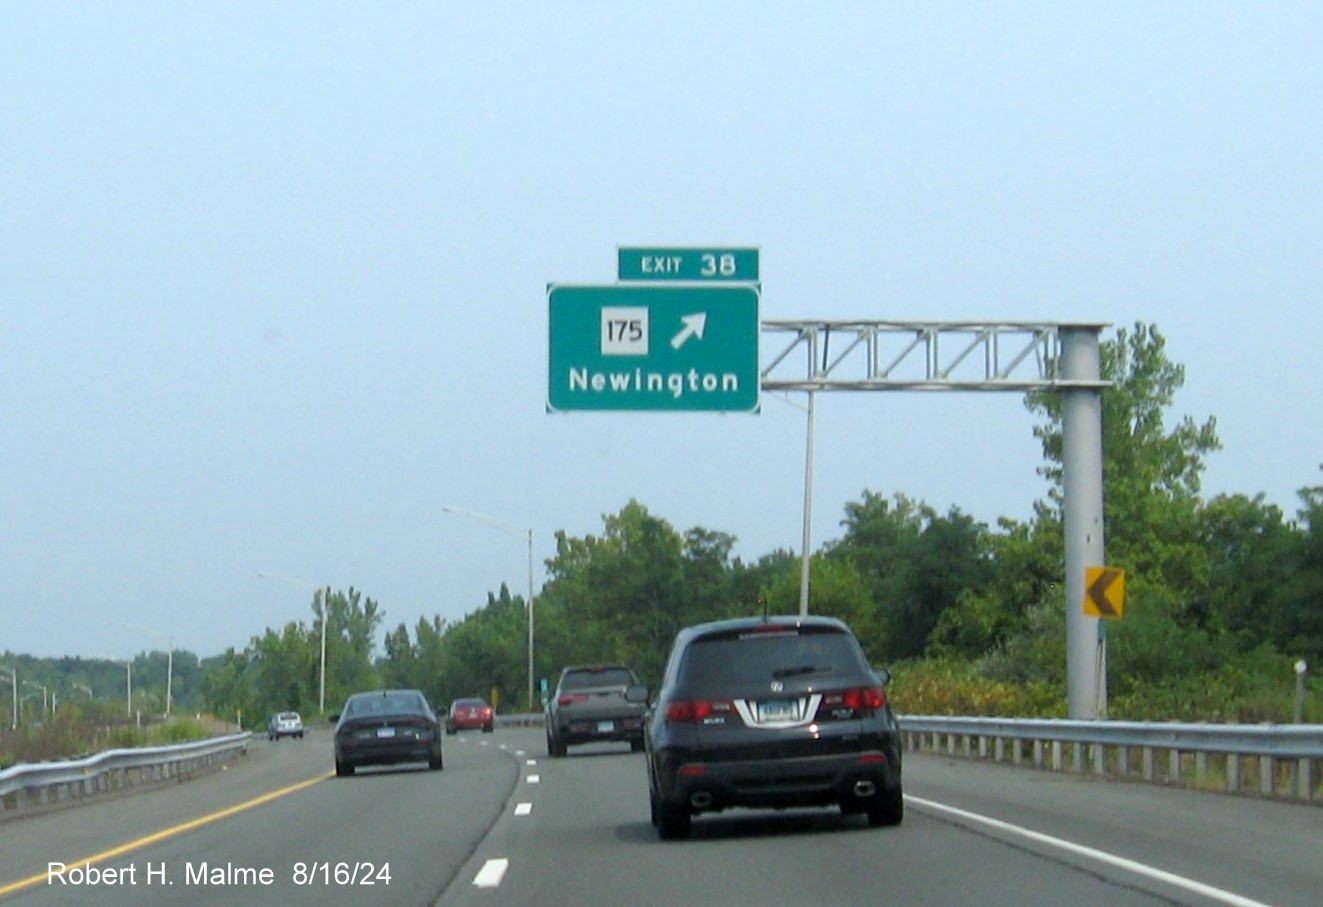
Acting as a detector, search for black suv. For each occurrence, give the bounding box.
[545,664,649,757]
[645,615,904,839]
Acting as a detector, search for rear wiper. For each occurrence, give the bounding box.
[770,665,831,679]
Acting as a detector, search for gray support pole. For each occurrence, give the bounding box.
[1061,328,1107,719]
[527,528,535,710]
[798,390,815,616]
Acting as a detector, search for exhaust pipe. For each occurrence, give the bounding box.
[690,791,713,809]
[852,780,876,798]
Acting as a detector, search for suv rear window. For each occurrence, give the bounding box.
[560,667,634,690]
[676,627,865,686]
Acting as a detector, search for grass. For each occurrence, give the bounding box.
[0,710,214,770]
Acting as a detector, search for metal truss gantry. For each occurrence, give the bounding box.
[761,320,1111,392]
[760,319,1111,720]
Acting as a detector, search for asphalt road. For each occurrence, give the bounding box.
[1,726,1318,907]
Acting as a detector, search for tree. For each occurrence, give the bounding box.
[1273,474,1323,660]
[323,587,383,706]
[762,555,881,660]
[405,615,453,707]
[566,501,687,682]
[1192,493,1294,646]
[1027,322,1221,598]
[930,514,1060,659]
[379,623,419,690]
[1004,322,1243,700]
[249,622,317,718]
[826,492,991,661]
[194,586,383,721]
[678,527,745,623]
[199,648,257,726]
[447,584,526,707]
[533,501,764,687]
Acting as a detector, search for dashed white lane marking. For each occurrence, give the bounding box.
[525,759,537,766]
[472,858,509,889]
[526,774,540,784]
[515,802,533,816]
[909,796,1276,907]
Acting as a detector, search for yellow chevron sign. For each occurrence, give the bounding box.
[1084,566,1126,619]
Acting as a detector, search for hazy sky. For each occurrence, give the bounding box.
[4,4,1320,661]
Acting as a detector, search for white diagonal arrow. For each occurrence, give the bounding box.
[671,313,707,349]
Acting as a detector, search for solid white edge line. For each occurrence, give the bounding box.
[472,858,509,889]
[907,796,1275,907]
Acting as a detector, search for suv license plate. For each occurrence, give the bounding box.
[596,720,615,733]
[377,727,396,738]
[758,699,796,722]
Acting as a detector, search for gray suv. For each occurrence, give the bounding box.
[645,615,904,839]
[545,664,648,757]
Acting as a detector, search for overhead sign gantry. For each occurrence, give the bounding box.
[547,249,1111,720]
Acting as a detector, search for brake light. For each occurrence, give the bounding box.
[557,694,588,706]
[820,687,886,712]
[665,699,734,723]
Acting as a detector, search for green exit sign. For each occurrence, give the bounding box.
[618,247,759,282]
[547,284,760,412]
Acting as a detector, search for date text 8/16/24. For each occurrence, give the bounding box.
[293,863,391,886]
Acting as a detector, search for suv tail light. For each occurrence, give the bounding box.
[664,699,735,723]
[818,686,887,716]
[557,694,589,706]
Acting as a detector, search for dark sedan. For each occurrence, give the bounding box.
[332,689,443,776]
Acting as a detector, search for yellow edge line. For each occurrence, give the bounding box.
[0,771,333,897]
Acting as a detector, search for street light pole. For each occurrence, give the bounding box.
[258,572,329,715]
[23,681,48,720]
[318,589,326,714]
[765,389,816,616]
[0,666,16,730]
[126,624,173,718]
[165,642,173,718]
[443,506,536,710]
[516,524,535,710]
[123,658,132,718]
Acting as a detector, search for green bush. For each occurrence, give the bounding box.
[889,659,1065,717]
[153,717,208,744]
[885,643,1319,724]
[109,727,148,748]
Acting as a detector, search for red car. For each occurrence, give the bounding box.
[446,697,495,734]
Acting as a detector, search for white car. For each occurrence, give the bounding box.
[268,711,304,740]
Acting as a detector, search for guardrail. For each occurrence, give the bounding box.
[0,732,251,818]
[4,718,1319,815]
[502,711,1322,802]
[899,716,1323,803]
